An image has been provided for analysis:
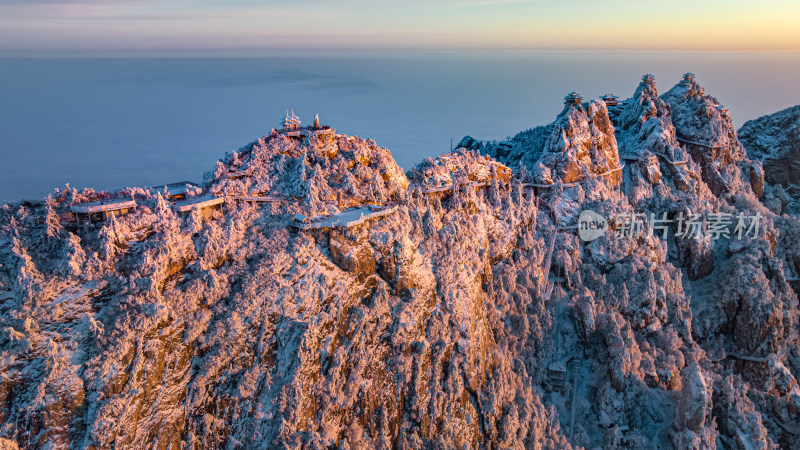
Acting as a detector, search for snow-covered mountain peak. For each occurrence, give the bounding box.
[1,77,800,449]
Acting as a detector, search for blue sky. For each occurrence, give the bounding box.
[1,0,798,53]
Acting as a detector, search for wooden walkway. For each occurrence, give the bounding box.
[416,181,490,195]
[522,164,624,189]
[621,151,688,166]
[675,136,715,149]
[70,199,136,214]
[292,205,399,230]
[230,195,284,203]
[652,151,689,166]
[172,195,224,213]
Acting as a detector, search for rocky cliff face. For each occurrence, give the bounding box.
[739,105,800,215]
[739,105,800,187]
[1,75,799,449]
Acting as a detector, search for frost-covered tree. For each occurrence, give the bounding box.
[271,153,287,177]
[341,172,359,199]
[198,219,226,270]
[305,164,332,208]
[99,213,123,261]
[368,174,386,204]
[130,193,195,293]
[489,165,502,209]
[152,193,180,239]
[214,161,226,181]
[65,184,78,204]
[10,236,39,287]
[59,232,86,277]
[189,206,204,235]
[517,161,532,184]
[282,153,309,199]
[44,194,62,247]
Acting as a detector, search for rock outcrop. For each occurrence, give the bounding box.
[739,105,800,187]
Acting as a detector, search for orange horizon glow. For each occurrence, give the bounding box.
[0,0,798,54]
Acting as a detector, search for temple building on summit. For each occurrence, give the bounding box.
[564,92,583,107]
[600,94,619,107]
[276,110,333,138]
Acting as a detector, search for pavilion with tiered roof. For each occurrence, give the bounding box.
[564,92,583,106]
[600,94,619,107]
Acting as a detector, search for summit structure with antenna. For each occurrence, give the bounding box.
[273,110,333,138]
[283,109,302,131]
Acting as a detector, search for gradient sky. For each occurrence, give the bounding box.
[1,0,799,53]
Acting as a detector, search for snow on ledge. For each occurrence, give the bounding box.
[292,205,399,230]
[70,199,137,214]
[172,195,225,212]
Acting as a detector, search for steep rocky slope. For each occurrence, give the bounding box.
[0,75,799,449]
[739,105,800,187]
[739,105,800,215]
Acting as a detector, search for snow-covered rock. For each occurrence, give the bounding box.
[739,105,800,188]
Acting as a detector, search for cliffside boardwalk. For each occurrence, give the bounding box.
[522,164,625,190]
[70,198,137,224]
[172,194,225,213]
[291,205,399,230]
